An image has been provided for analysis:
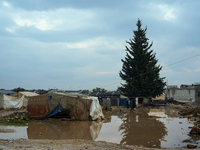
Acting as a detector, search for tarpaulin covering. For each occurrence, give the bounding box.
[119,98,127,106]
[89,96,104,120]
[12,92,39,108]
[43,104,62,118]
[12,92,39,97]
[0,94,24,109]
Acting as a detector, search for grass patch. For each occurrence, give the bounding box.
[0,119,55,127]
[28,124,55,127]
[0,119,32,126]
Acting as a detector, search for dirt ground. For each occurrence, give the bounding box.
[0,105,199,150]
[0,138,192,150]
[0,108,27,117]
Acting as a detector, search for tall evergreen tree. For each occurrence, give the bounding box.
[119,19,166,98]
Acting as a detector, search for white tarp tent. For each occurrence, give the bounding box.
[0,94,24,109]
[12,92,39,108]
[89,96,104,120]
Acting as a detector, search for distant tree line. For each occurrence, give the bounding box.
[11,87,26,92]
[5,87,111,94]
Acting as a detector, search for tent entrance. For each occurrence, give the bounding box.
[43,104,70,119]
[51,109,71,118]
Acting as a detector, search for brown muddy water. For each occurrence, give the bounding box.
[0,108,200,148]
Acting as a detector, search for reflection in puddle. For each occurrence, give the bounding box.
[118,110,167,148]
[27,121,103,140]
[0,108,200,148]
[95,116,124,144]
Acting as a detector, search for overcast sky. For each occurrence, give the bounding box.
[0,0,200,91]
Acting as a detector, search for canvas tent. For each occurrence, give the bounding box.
[0,94,25,109]
[12,92,39,108]
[28,93,104,121]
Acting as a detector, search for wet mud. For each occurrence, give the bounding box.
[1,107,200,148]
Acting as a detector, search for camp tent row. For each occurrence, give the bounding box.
[0,92,104,121]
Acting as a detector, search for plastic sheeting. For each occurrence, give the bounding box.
[43,104,62,118]
[89,96,104,120]
[90,121,103,140]
[0,94,24,109]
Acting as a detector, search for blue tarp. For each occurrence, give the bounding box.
[119,98,127,106]
[43,104,62,118]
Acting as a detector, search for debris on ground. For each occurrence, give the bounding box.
[178,107,200,116]
[143,99,187,107]
[166,99,186,105]
[190,126,200,135]
[0,111,28,121]
[187,144,197,149]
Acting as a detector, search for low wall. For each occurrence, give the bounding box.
[166,88,195,101]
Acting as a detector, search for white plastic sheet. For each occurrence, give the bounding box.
[90,121,103,140]
[89,96,104,121]
[1,94,24,109]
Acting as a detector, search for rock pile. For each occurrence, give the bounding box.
[178,107,200,117]
[1,112,28,120]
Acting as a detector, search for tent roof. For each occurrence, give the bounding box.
[89,92,121,97]
[55,92,89,98]
[35,90,48,95]
[0,90,16,95]
[48,90,82,94]
[19,92,39,97]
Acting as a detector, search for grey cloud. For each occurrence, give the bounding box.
[1,0,200,90]
[6,0,139,11]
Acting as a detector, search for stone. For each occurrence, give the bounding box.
[61,118,68,121]
[10,117,15,120]
[190,126,200,134]
[15,116,19,119]
[71,117,75,121]
[152,144,156,148]
[187,144,197,149]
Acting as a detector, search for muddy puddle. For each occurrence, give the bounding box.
[0,108,200,148]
